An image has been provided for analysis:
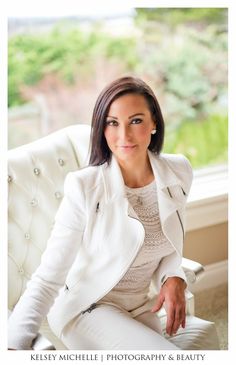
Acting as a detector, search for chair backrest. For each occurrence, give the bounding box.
[8,124,91,311]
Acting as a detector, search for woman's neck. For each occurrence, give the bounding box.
[117,154,154,188]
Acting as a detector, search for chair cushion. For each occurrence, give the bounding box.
[161,315,220,350]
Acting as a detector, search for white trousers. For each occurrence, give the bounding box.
[61,303,220,350]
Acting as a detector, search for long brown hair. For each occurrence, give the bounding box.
[89,76,165,166]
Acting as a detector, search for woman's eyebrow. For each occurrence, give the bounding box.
[128,113,145,119]
[106,113,145,120]
[106,115,118,119]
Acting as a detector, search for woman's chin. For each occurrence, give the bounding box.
[114,148,146,165]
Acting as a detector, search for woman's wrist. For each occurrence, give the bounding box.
[163,276,187,290]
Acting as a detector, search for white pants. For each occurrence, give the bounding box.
[61,303,220,350]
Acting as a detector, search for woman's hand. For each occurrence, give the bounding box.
[151,276,187,336]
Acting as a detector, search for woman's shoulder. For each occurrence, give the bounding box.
[158,153,193,191]
[64,164,102,193]
[159,153,192,172]
[70,164,100,178]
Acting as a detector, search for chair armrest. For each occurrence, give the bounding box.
[182,257,204,284]
[31,333,56,350]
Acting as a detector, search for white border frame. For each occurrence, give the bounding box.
[1,1,235,364]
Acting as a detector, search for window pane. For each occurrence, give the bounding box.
[8,8,228,168]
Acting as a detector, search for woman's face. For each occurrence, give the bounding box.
[104,93,156,165]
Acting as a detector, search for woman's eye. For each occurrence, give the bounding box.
[106,120,118,126]
[131,118,142,124]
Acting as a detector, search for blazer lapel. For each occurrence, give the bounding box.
[102,152,184,218]
[102,153,185,253]
[148,151,182,223]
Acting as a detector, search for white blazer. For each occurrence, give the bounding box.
[8,151,193,349]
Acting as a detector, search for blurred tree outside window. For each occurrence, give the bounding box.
[8,8,228,169]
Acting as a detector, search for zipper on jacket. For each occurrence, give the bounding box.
[64,284,69,291]
[167,187,185,241]
[81,303,97,314]
[176,210,185,242]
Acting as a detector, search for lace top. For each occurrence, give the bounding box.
[100,180,175,311]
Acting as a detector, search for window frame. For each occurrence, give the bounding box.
[186,164,228,231]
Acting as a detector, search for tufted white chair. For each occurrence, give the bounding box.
[8,124,209,350]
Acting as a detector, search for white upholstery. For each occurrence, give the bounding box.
[8,124,210,350]
[8,125,91,314]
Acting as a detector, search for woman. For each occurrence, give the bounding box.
[8,76,213,350]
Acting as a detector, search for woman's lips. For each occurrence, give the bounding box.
[119,145,136,149]
[117,145,137,153]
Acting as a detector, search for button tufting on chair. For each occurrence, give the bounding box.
[30,198,38,207]
[58,158,65,166]
[18,267,24,275]
[34,168,40,175]
[8,124,92,350]
[54,191,62,199]
[25,233,31,240]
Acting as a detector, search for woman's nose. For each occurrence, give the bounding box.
[119,125,131,140]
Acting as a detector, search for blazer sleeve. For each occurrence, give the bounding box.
[153,251,187,292]
[153,154,193,291]
[8,172,86,350]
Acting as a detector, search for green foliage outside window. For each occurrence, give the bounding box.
[8,9,228,168]
[8,25,137,107]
